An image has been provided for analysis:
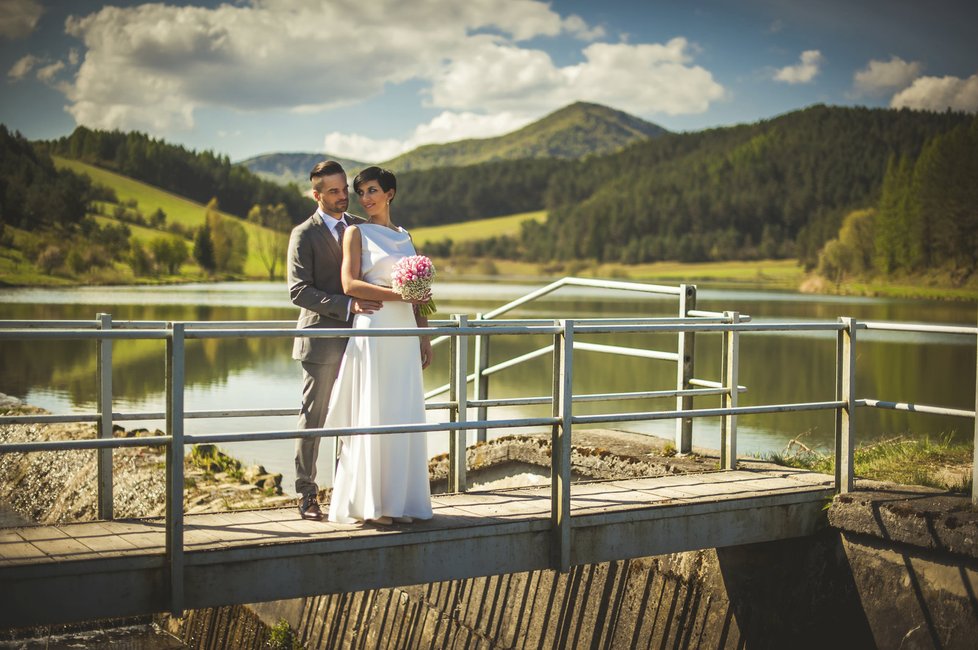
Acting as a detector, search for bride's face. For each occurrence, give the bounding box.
[356,180,394,217]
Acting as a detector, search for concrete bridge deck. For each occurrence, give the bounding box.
[0,467,834,629]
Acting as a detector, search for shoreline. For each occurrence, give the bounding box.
[3,260,976,302]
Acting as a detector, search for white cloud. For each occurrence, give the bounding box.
[56,0,718,136]
[36,60,65,83]
[0,0,43,39]
[774,50,823,84]
[891,74,978,112]
[325,110,534,162]
[430,38,725,116]
[7,54,38,81]
[853,56,923,95]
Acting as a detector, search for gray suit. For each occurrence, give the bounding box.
[287,210,365,496]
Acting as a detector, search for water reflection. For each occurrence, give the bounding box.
[0,282,974,492]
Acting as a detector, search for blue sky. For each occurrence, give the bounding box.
[2,0,976,162]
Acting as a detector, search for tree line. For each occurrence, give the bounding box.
[817,115,978,283]
[38,127,313,222]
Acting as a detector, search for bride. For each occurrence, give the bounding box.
[326,166,434,525]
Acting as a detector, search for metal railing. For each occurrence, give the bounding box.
[1,278,976,614]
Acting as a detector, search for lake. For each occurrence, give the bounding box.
[0,280,975,493]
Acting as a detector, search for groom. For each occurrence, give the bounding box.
[287,160,381,520]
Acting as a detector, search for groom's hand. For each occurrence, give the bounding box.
[351,298,382,314]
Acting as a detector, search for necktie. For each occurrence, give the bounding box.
[334,220,346,244]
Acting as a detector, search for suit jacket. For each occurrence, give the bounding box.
[287,211,366,364]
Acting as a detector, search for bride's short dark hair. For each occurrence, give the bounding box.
[353,166,397,203]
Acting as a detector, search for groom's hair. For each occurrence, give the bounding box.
[353,166,397,203]
[309,160,346,191]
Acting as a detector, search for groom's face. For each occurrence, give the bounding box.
[314,173,349,216]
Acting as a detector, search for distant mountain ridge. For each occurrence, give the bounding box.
[237,102,668,183]
[382,102,668,171]
[238,152,369,186]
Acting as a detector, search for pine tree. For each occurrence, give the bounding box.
[193,223,216,272]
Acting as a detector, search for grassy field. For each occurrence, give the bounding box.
[433,255,806,289]
[410,210,546,245]
[55,157,230,228]
[54,157,288,279]
[763,434,973,494]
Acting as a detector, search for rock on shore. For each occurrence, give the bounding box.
[0,399,291,525]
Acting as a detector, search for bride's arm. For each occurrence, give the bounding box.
[341,226,407,302]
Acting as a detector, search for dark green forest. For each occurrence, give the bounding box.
[817,115,978,283]
[514,105,972,267]
[39,127,313,221]
[394,158,571,228]
[0,125,93,231]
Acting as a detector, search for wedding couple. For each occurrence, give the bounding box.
[287,161,434,525]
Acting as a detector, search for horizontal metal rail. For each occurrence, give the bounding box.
[690,378,748,393]
[860,321,978,335]
[481,277,684,321]
[183,417,560,445]
[0,435,172,454]
[574,400,847,426]
[857,398,975,419]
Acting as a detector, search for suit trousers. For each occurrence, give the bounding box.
[295,358,343,496]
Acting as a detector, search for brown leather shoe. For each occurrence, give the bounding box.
[299,493,323,520]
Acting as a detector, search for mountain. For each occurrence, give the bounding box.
[382,102,668,171]
[238,152,370,186]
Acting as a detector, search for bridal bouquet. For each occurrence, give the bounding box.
[391,255,437,317]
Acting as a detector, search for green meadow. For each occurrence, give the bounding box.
[54,157,288,279]
[409,210,546,245]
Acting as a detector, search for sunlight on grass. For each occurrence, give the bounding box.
[761,433,974,493]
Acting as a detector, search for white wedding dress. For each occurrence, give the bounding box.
[326,223,433,523]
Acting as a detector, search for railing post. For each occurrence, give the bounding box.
[972,322,977,506]
[165,322,185,616]
[675,284,696,454]
[551,319,573,572]
[720,312,740,470]
[473,313,490,444]
[449,315,468,493]
[96,313,113,520]
[837,317,856,493]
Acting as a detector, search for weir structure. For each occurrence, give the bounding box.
[0,278,975,630]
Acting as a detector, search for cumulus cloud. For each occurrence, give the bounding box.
[430,38,724,116]
[58,0,605,132]
[891,74,978,112]
[774,50,823,84]
[0,0,43,39]
[36,60,65,83]
[324,110,535,162]
[853,56,922,95]
[56,0,721,136]
[7,54,38,81]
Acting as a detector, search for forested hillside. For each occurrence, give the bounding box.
[39,127,313,221]
[0,125,93,232]
[511,106,971,266]
[382,102,667,172]
[393,158,570,228]
[816,115,978,283]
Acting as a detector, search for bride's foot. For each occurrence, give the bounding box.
[393,516,413,524]
[366,516,393,526]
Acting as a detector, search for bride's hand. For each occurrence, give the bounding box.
[419,337,433,369]
[405,291,432,304]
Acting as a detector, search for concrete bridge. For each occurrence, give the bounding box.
[0,465,833,629]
